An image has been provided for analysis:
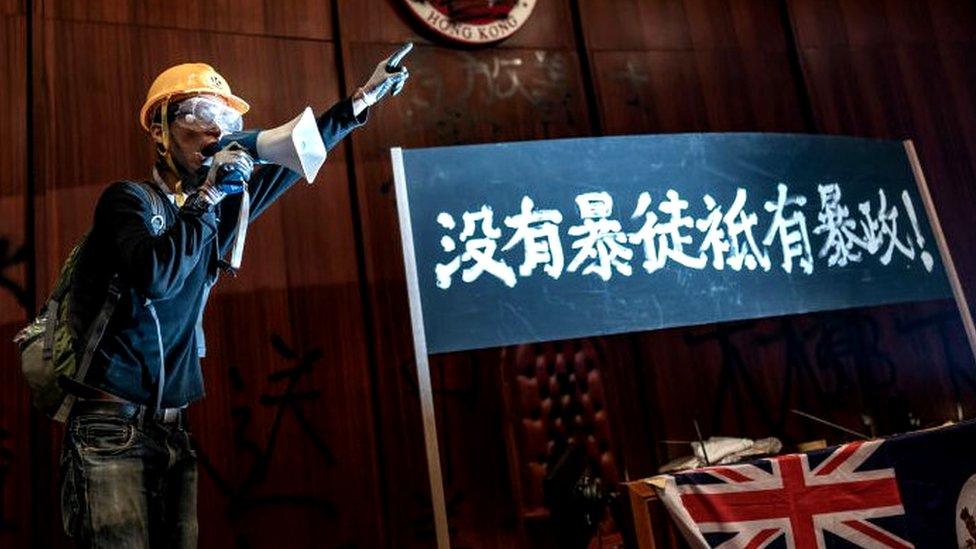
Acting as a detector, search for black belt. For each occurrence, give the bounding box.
[71,399,185,425]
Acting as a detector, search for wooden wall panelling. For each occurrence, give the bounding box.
[426,349,523,548]
[0,12,32,549]
[638,302,969,470]
[0,13,27,209]
[338,9,593,539]
[788,0,976,338]
[197,285,380,548]
[579,0,791,52]
[338,0,574,50]
[581,0,809,136]
[584,332,658,484]
[1,0,21,16]
[591,48,809,135]
[35,0,332,40]
[788,0,976,49]
[577,0,813,479]
[33,17,382,547]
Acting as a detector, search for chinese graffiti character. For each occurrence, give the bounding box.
[462,55,526,102]
[567,192,634,281]
[812,183,865,267]
[502,196,565,279]
[401,50,574,146]
[615,59,649,107]
[812,311,897,436]
[194,335,339,547]
[435,206,517,288]
[696,189,769,271]
[0,237,29,309]
[763,183,814,274]
[629,190,706,273]
[685,322,777,435]
[459,51,570,108]
[898,309,973,421]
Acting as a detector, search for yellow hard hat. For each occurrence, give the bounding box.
[139,62,250,131]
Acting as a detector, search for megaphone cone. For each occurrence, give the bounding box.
[217,107,328,183]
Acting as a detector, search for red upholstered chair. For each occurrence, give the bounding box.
[500,339,622,547]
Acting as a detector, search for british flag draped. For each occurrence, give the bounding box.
[655,420,976,548]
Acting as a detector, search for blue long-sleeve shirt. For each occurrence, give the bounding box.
[70,98,366,407]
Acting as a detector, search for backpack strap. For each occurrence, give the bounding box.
[53,275,122,422]
[131,181,168,236]
[48,238,88,303]
[41,299,59,362]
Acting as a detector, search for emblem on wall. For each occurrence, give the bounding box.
[404,0,538,45]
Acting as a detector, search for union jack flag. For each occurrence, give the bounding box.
[658,439,913,548]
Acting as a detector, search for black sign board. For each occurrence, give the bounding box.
[395,134,953,354]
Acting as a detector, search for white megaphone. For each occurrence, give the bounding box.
[202,107,328,271]
[209,106,328,183]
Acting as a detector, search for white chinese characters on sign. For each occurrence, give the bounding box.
[763,184,814,275]
[434,183,936,288]
[696,189,770,272]
[502,196,564,279]
[566,192,633,281]
[434,206,516,289]
[812,185,935,271]
[813,183,864,267]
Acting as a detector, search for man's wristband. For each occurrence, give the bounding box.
[181,191,215,216]
[352,88,371,116]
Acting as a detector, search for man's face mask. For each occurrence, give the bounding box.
[172,96,243,135]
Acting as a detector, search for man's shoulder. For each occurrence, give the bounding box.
[96,180,165,213]
[100,180,154,200]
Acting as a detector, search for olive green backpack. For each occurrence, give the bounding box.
[13,182,165,422]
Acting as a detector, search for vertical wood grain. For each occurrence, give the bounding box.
[0,12,32,549]
[36,0,332,40]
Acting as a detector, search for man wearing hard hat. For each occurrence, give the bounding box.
[55,45,412,547]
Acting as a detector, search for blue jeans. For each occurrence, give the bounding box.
[59,410,198,548]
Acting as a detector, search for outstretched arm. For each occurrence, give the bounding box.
[216,43,414,255]
[215,97,369,256]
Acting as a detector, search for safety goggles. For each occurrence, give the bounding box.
[171,95,244,134]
